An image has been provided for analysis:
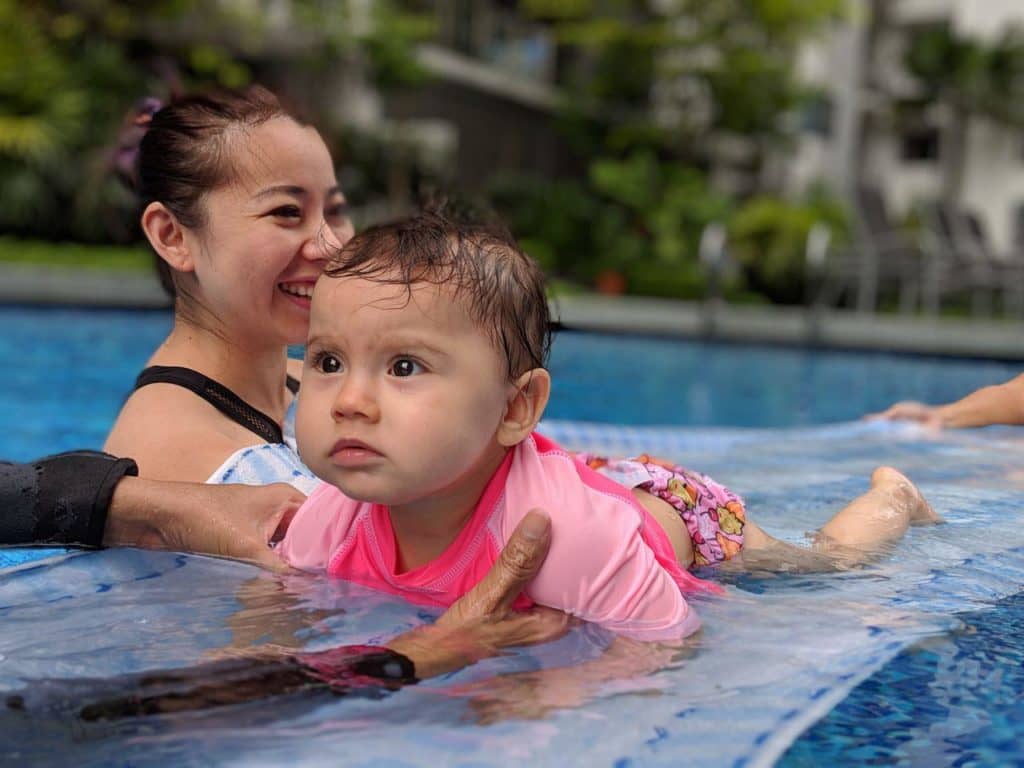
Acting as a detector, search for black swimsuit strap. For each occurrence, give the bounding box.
[134,365,294,444]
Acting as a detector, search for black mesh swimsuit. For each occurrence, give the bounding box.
[133,366,300,444]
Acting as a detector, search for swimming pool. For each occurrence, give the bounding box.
[2,306,1020,458]
[2,306,1023,766]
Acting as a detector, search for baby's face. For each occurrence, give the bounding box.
[297,273,513,508]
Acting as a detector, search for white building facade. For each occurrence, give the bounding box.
[791,0,1024,252]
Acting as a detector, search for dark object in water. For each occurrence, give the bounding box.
[6,645,417,722]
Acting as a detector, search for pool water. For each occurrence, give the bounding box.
[782,590,1024,766]
[2,306,1020,459]
[2,306,1023,767]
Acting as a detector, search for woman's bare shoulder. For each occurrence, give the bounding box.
[104,384,257,482]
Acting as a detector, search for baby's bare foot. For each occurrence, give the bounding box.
[870,466,942,525]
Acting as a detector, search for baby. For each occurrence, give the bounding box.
[280,212,937,641]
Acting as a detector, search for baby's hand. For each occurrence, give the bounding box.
[866,401,944,429]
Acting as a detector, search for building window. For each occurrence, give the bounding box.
[901,127,940,162]
[800,94,833,137]
[1014,204,1024,251]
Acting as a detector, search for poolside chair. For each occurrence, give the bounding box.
[918,202,1024,317]
[811,185,923,314]
[961,211,1024,317]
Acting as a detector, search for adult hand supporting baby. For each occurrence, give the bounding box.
[386,509,570,679]
[104,479,304,572]
[105,480,566,680]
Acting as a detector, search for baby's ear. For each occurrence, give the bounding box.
[140,201,195,274]
[497,369,551,447]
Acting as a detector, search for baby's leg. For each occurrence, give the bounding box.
[815,466,940,551]
[739,467,939,571]
[633,488,695,567]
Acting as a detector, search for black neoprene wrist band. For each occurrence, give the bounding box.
[350,649,419,685]
[296,645,419,689]
[0,451,138,548]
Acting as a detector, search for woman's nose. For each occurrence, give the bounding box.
[301,218,350,263]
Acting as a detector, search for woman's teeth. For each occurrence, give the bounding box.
[279,283,313,298]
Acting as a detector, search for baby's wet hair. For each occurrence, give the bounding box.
[324,211,552,380]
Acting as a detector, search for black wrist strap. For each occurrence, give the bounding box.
[350,649,419,685]
[0,451,138,548]
[295,645,419,689]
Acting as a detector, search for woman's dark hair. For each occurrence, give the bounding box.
[122,85,302,297]
[324,211,552,380]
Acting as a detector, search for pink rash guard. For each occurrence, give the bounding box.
[280,433,716,640]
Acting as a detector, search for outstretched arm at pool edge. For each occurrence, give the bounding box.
[868,372,1024,429]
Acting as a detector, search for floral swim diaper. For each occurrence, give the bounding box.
[579,453,746,566]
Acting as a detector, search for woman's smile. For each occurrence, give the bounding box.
[278,280,317,308]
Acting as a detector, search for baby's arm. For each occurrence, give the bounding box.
[869,372,1024,428]
[275,482,352,571]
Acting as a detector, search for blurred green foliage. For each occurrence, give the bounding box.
[901,21,1024,201]
[0,0,429,246]
[490,0,844,300]
[543,0,845,158]
[728,188,848,304]
[490,151,732,299]
[0,0,143,241]
[0,236,150,269]
[905,22,1024,126]
[3,0,856,305]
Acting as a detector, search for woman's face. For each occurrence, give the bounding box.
[184,116,353,347]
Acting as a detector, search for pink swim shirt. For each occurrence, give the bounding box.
[280,433,715,640]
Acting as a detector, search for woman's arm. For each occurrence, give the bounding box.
[8,511,567,719]
[104,478,304,570]
[0,450,303,570]
[1,451,139,548]
[868,372,1024,428]
[3,455,564,677]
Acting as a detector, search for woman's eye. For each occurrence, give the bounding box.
[315,353,342,374]
[390,358,422,378]
[270,205,302,220]
[325,202,350,220]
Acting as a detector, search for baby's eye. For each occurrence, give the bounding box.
[389,358,423,378]
[313,352,343,374]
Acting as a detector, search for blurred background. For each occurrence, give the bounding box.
[3,0,1024,316]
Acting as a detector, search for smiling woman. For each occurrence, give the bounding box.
[104,86,353,483]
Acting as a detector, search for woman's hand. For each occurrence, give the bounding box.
[866,401,944,428]
[386,509,570,679]
[104,479,304,572]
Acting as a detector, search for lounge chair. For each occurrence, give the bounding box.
[918,202,1024,317]
[811,185,923,314]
